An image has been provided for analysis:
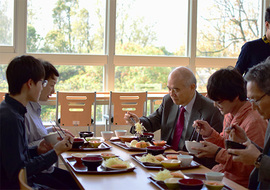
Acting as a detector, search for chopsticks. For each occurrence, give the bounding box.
[130,117,136,125]
[54,121,72,146]
[190,118,203,142]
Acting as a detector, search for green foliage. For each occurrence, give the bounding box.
[0,65,8,91]
[27,24,42,52]
[115,66,172,92]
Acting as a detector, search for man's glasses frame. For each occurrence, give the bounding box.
[247,93,267,105]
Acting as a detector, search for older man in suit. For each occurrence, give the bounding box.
[125,66,223,168]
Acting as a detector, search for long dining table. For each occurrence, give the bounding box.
[60,139,247,190]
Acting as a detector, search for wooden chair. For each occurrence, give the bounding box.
[18,168,32,190]
[105,91,147,131]
[56,91,97,135]
[0,92,6,102]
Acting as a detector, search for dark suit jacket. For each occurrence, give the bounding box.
[137,91,224,168]
[249,121,270,190]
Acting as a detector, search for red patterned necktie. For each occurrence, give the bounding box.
[172,106,186,151]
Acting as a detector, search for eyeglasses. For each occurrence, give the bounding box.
[247,93,267,105]
[42,80,48,87]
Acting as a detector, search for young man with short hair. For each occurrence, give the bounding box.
[0,55,78,189]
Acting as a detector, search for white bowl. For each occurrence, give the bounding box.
[177,155,193,167]
[44,132,59,145]
[101,131,114,141]
[114,130,127,138]
[164,178,182,189]
[185,140,203,154]
[205,172,224,181]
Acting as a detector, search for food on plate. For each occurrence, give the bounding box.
[171,171,184,178]
[140,153,161,163]
[101,153,117,160]
[154,169,173,181]
[155,155,166,162]
[110,164,127,169]
[166,154,179,159]
[130,140,138,147]
[128,140,151,148]
[135,141,151,148]
[153,140,167,146]
[103,157,130,169]
[135,122,146,135]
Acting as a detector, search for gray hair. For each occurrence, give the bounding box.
[245,56,270,95]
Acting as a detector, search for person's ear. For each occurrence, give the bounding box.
[190,83,196,91]
[26,79,34,89]
[266,21,270,31]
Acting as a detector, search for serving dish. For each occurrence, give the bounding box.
[65,156,136,174]
[131,153,200,170]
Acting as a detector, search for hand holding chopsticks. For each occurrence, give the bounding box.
[50,121,73,147]
[55,121,73,145]
[192,119,213,140]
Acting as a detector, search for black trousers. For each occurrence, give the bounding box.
[31,167,80,190]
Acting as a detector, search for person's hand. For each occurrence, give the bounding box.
[37,139,53,155]
[192,120,213,137]
[193,141,219,158]
[226,124,248,143]
[53,135,73,156]
[228,141,261,165]
[124,111,140,125]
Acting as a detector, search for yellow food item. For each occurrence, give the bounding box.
[130,140,138,147]
[135,122,146,135]
[140,153,160,163]
[154,169,173,181]
[103,157,130,168]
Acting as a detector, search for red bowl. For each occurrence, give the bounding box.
[139,133,154,142]
[146,146,165,155]
[82,156,103,171]
[72,138,85,149]
[178,179,204,190]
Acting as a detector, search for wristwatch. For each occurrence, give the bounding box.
[254,153,264,168]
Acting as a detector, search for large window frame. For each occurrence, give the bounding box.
[0,0,269,92]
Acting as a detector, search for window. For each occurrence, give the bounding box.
[0,0,14,46]
[55,65,103,92]
[0,0,269,123]
[27,0,106,54]
[197,0,262,58]
[115,66,173,92]
[115,0,188,56]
